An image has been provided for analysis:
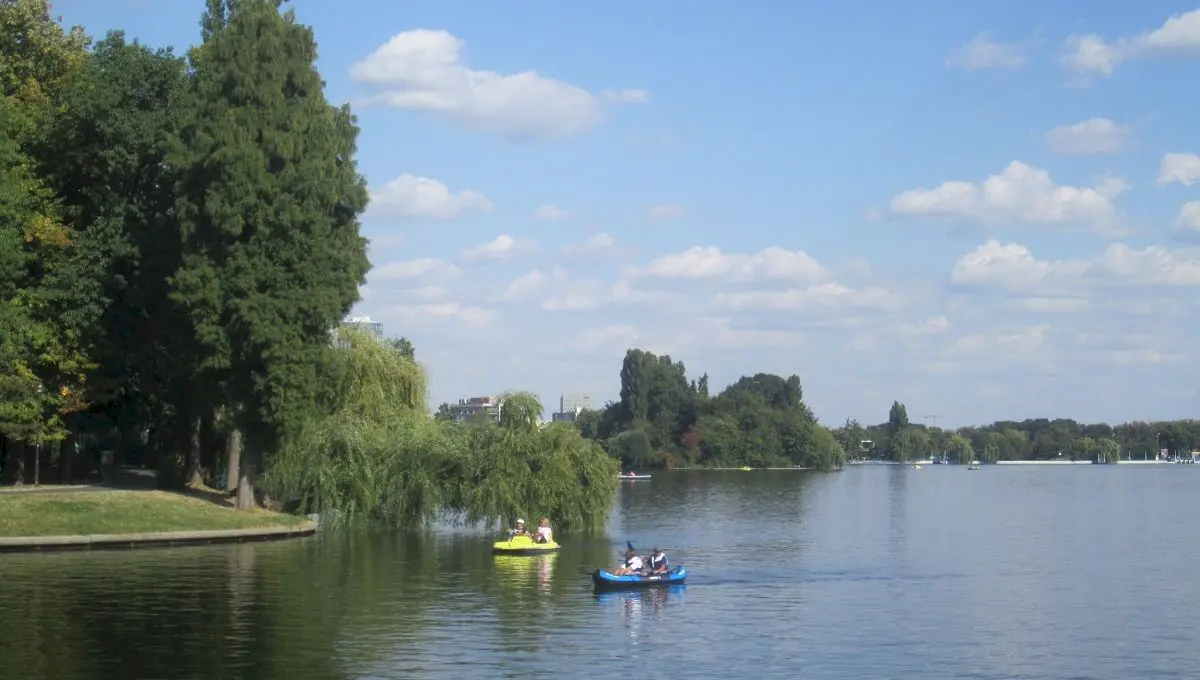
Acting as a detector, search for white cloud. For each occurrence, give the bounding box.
[647,203,686,221]
[461,234,533,261]
[1009,297,1090,314]
[349,29,645,140]
[714,283,901,313]
[499,269,554,302]
[384,302,495,328]
[541,280,678,312]
[563,232,618,257]
[1044,118,1130,155]
[533,204,571,221]
[1157,152,1200,186]
[629,245,827,282]
[370,258,461,282]
[951,239,1200,292]
[1173,201,1200,235]
[368,174,492,220]
[888,161,1126,230]
[946,34,1026,70]
[898,315,951,336]
[1063,9,1200,76]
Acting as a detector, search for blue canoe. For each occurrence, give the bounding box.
[592,565,688,592]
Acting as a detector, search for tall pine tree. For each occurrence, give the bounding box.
[171,0,369,507]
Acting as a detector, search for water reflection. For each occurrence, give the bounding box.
[4,468,1200,679]
[595,586,685,645]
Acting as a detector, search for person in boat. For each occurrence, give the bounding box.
[509,518,529,537]
[647,547,668,574]
[534,517,553,544]
[611,548,644,576]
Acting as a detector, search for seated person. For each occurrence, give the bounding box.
[611,549,644,576]
[534,517,553,543]
[647,547,668,574]
[509,518,529,537]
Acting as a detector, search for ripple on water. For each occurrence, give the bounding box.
[2,467,1200,679]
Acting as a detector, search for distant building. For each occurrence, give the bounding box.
[551,393,591,423]
[343,315,383,339]
[560,394,591,413]
[449,396,503,424]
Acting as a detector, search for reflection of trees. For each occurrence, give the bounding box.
[0,530,635,679]
[0,541,350,680]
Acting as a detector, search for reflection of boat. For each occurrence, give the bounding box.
[492,534,560,555]
[594,584,685,608]
[618,472,652,480]
[592,566,688,592]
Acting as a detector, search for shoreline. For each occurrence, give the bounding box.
[0,523,317,554]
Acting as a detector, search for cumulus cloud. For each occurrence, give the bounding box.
[541,280,680,312]
[888,161,1127,231]
[383,302,496,328]
[950,239,1200,292]
[370,258,461,282]
[714,283,901,313]
[499,269,560,302]
[563,232,620,257]
[368,174,492,220]
[946,34,1027,70]
[628,245,827,282]
[533,204,571,221]
[349,29,646,140]
[1174,201,1200,236]
[1062,9,1200,76]
[460,234,534,262]
[1044,118,1131,155]
[646,203,686,221]
[1157,153,1200,186]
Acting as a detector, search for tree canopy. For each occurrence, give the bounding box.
[574,349,846,470]
[0,1,620,533]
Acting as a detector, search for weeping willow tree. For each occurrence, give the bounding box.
[262,329,619,534]
[445,391,619,533]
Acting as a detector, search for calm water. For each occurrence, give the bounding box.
[2,466,1199,679]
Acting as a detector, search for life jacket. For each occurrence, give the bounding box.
[649,552,667,570]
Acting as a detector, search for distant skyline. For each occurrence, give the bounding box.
[56,0,1200,427]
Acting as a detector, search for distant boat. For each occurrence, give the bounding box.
[739,466,752,471]
[967,461,981,470]
[618,472,651,480]
[912,464,922,470]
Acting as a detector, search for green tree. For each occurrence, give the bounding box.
[0,0,91,475]
[948,433,974,464]
[171,0,370,507]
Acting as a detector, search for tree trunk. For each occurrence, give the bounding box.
[12,440,26,486]
[234,437,255,511]
[224,427,241,494]
[186,414,204,487]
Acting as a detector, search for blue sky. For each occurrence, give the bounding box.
[56,1,1200,427]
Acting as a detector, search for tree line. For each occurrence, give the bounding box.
[572,349,846,470]
[0,0,618,531]
[830,401,1200,464]
[563,349,1198,469]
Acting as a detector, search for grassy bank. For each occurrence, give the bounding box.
[0,490,309,538]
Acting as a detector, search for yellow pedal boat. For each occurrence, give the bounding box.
[492,534,560,556]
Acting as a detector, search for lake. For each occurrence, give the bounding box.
[1,465,1198,679]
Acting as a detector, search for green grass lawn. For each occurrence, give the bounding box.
[0,490,309,538]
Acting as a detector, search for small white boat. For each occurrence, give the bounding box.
[618,473,652,480]
[911,464,922,470]
[967,461,981,470]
